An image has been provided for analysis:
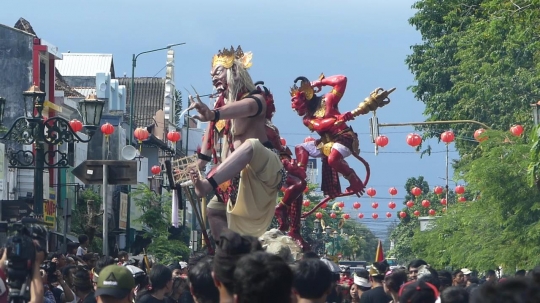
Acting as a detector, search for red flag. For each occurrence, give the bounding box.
[375,240,385,262]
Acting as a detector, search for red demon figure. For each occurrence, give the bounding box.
[291,74,363,198]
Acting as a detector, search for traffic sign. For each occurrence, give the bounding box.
[71,160,138,185]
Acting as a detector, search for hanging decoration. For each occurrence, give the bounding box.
[428,209,436,216]
[303,187,309,194]
[372,202,379,209]
[413,210,420,217]
[440,198,447,205]
[320,202,328,209]
[421,199,430,208]
[411,187,422,197]
[440,130,455,144]
[474,129,488,142]
[353,202,361,209]
[399,211,407,218]
[406,133,422,147]
[330,212,337,219]
[343,214,350,220]
[372,213,379,219]
[388,201,396,209]
[375,135,389,147]
[302,200,310,207]
[151,165,161,175]
[455,185,465,195]
[386,212,392,218]
[338,201,345,208]
[366,188,376,197]
[315,212,323,219]
[134,127,150,152]
[167,130,181,142]
[406,200,414,208]
[358,213,364,219]
[69,119,83,132]
[101,122,114,136]
[388,187,398,196]
[510,125,524,137]
[434,186,443,195]
[458,196,467,203]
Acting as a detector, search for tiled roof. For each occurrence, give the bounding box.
[118,77,165,127]
[56,53,115,78]
[74,88,94,98]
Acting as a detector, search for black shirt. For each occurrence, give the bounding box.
[359,286,391,303]
[136,294,166,303]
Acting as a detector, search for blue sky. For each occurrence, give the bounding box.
[1,0,461,238]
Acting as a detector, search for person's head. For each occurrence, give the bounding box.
[293,258,332,301]
[408,259,428,281]
[93,256,115,290]
[384,270,408,294]
[452,270,465,286]
[461,268,472,282]
[83,253,97,269]
[418,266,441,290]
[118,251,128,263]
[168,262,183,278]
[515,269,526,277]
[438,270,453,291]
[124,265,148,297]
[67,242,78,255]
[210,45,255,102]
[399,280,439,303]
[485,269,497,282]
[78,235,89,247]
[369,261,389,284]
[62,265,77,287]
[470,277,540,303]
[213,229,263,295]
[94,265,136,303]
[148,264,173,294]
[66,256,75,266]
[531,266,540,287]
[440,286,469,303]
[188,256,219,303]
[351,269,371,299]
[466,277,479,287]
[50,252,67,268]
[233,251,293,303]
[73,266,94,295]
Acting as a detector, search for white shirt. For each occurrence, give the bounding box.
[57,285,77,303]
[76,246,87,256]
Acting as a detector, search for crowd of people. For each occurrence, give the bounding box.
[1,231,539,303]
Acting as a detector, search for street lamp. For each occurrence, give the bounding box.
[126,42,186,252]
[0,86,104,214]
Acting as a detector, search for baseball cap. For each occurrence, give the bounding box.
[94,265,135,299]
[461,268,472,275]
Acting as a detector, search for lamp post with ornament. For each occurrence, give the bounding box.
[0,88,104,216]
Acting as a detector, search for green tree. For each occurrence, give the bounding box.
[71,188,103,253]
[132,185,190,264]
[174,90,183,128]
[414,130,540,269]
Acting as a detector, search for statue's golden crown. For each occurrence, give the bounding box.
[212,45,253,70]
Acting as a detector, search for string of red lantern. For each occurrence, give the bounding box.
[510,125,523,136]
[440,130,455,144]
[421,200,430,208]
[455,185,465,195]
[386,212,392,218]
[388,201,396,210]
[366,188,376,197]
[429,209,436,216]
[151,165,161,175]
[406,133,422,147]
[353,202,361,209]
[399,211,407,218]
[167,130,181,142]
[69,119,83,132]
[411,187,422,197]
[376,135,389,147]
[434,186,443,195]
[406,200,414,208]
[372,202,378,209]
[303,200,310,207]
[474,129,488,142]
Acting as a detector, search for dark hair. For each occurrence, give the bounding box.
[62,265,76,277]
[371,261,389,283]
[78,235,89,244]
[470,278,540,303]
[418,267,441,290]
[531,266,540,286]
[118,251,128,258]
[72,267,93,292]
[137,264,172,299]
[438,270,453,289]
[233,251,293,303]
[95,256,115,275]
[399,280,438,303]
[486,269,496,277]
[302,251,319,260]
[385,270,408,293]
[408,259,428,269]
[67,242,78,253]
[293,259,332,299]
[213,229,263,294]
[441,286,469,303]
[188,256,219,303]
[452,270,462,278]
[515,269,526,277]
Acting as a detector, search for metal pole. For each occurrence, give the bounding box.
[34,142,44,215]
[183,116,189,227]
[102,164,108,256]
[445,144,449,212]
[63,198,69,254]
[379,119,490,129]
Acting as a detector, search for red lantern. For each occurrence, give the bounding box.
[386,212,392,218]
[366,188,377,197]
[388,202,396,209]
[421,199,430,208]
[320,202,328,209]
[304,136,315,143]
[434,186,443,195]
[440,131,455,144]
[134,127,149,142]
[406,133,422,147]
[458,196,467,203]
[358,213,364,219]
[372,202,379,209]
[69,119,83,132]
[406,200,414,208]
[302,200,310,207]
[411,187,422,197]
[315,212,323,219]
[399,211,407,218]
[376,135,389,147]
[303,187,309,194]
[510,125,524,137]
[428,209,436,216]
[167,130,181,142]
[343,214,350,220]
[353,202,361,209]
[440,198,447,205]
[101,122,114,136]
[388,187,398,196]
[338,201,345,208]
[280,137,287,146]
[330,212,337,219]
[455,185,465,195]
[372,213,379,219]
[413,210,420,217]
[151,165,161,175]
[474,129,488,142]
